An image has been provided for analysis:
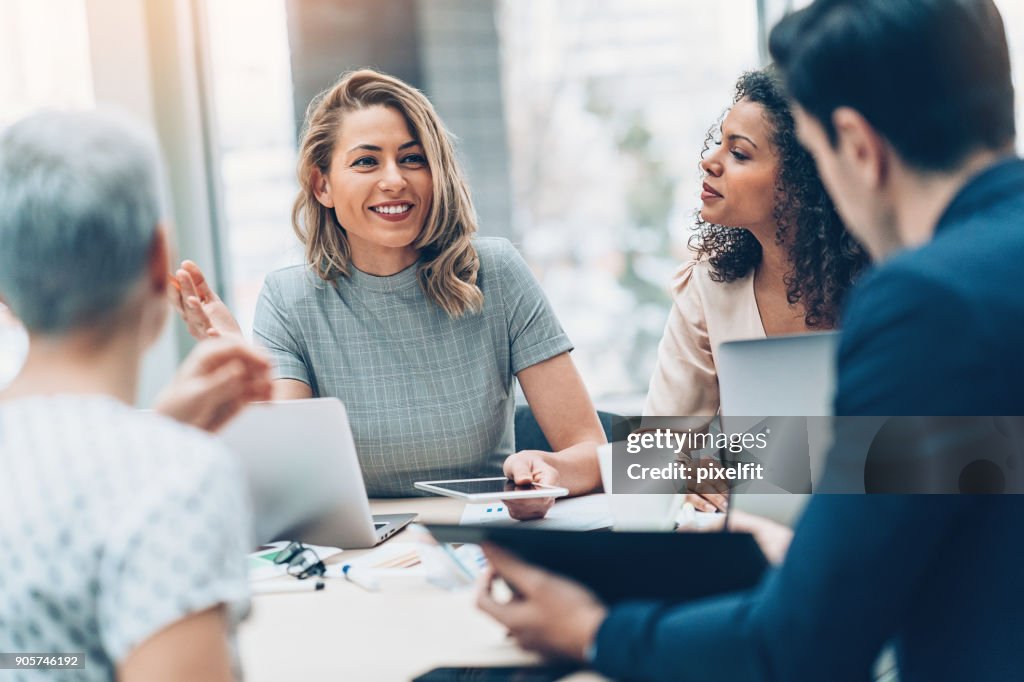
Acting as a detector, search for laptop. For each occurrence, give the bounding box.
[717,331,839,418]
[218,398,416,549]
[716,331,840,524]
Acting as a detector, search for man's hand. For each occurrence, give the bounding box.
[168,260,242,339]
[502,451,560,520]
[154,338,272,432]
[682,453,730,512]
[727,510,793,565]
[477,544,607,660]
[693,509,794,565]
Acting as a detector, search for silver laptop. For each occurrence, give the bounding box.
[718,331,839,418]
[717,332,839,524]
[218,398,415,549]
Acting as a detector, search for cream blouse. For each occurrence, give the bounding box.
[644,259,766,417]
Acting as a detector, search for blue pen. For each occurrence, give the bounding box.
[341,564,380,592]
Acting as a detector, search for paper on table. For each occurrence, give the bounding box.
[325,541,425,578]
[459,493,613,531]
[248,541,344,581]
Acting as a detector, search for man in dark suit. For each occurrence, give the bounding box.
[476,1,1024,680]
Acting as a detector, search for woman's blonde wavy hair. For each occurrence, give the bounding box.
[292,69,483,317]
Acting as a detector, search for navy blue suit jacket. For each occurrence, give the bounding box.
[593,158,1024,681]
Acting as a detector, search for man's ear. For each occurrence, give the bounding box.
[832,107,891,191]
[311,167,334,208]
[147,223,171,295]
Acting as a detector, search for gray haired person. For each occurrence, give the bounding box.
[0,110,272,681]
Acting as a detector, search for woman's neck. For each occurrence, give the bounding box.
[748,223,809,335]
[348,240,419,276]
[749,223,792,293]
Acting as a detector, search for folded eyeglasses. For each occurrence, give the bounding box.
[273,540,326,580]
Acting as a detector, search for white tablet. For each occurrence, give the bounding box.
[414,477,570,502]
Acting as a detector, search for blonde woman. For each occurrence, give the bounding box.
[171,70,603,517]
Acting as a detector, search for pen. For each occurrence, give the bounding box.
[342,564,380,592]
[251,580,326,595]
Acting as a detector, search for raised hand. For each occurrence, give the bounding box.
[154,337,272,432]
[167,260,242,339]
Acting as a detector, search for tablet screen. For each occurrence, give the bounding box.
[431,478,544,495]
[413,666,579,682]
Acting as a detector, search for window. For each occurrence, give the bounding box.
[497,0,761,407]
[0,0,93,388]
[203,0,303,339]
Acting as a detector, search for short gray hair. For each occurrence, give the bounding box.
[0,109,167,334]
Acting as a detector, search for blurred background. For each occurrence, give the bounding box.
[2,0,1024,413]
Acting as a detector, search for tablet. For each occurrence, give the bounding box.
[413,666,579,681]
[414,477,569,502]
[426,523,768,605]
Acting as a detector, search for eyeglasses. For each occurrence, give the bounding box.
[273,541,326,580]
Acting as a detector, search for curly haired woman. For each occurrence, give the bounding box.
[646,67,868,418]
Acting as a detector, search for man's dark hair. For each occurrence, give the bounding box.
[769,0,1015,172]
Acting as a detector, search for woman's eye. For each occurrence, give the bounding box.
[731,149,749,161]
[351,156,377,168]
[401,153,427,165]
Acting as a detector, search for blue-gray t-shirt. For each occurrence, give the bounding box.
[252,237,573,496]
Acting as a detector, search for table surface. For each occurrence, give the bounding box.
[237,497,606,682]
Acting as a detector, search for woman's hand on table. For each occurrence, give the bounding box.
[679,452,730,512]
[168,260,242,339]
[501,450,560,521]
[684,490,729,513]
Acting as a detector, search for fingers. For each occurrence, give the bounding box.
[477,577,527,629]
[193,360,249,431]
[163,339,273,431]
[696,492,729,512]
[480,543,545,597]
[685,458,731,510]
[505,455,535,486]
[185,296,214,338]
[504,451,560,486]
[684,493,718,513]
[166,275,186,316]
[189,357,272,432]
[175,267,200,304]
[181,260,217,303]
[192,341,273,402]
[189,337,271,374]
[501,453,559,520]
[528,460,559,487]
[171,275,210,339]
[505,496,555,521]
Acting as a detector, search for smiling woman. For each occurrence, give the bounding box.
[310,105,433,274]
[170,69,605,514]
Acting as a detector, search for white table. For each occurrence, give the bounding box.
[238,497,605,681]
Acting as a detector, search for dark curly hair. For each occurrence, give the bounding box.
[689,67,867,329]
